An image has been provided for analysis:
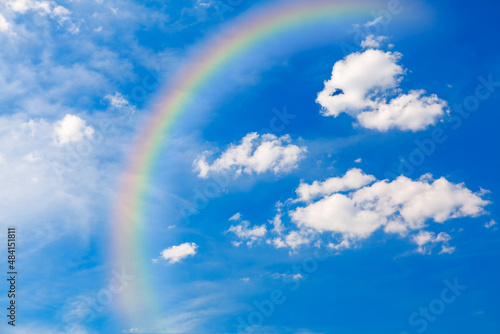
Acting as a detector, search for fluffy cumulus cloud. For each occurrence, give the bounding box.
[290,170,489,251]
[155,243,199,264]
[293,172,488,236]
[194,132,306,179]
[316,49,448,131]
[228,169,490,255]
[53,114,94,145]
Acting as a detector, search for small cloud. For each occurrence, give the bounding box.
[53,114,94,145]
[485,219,497,229]
[0,13,11,33]
[354,158,362,163]
[364,16,384,27]
[240,277,250,283]
[361,35,387,49]
[154,242,198,264]
[439,244,456,255]
[227,220,266,246]
[105,92,136,112]
[229,212,241,221]
[168,225,176,229]
[413,231,452,255]
[93,26,103,32]
[327,239,352,251]
[272,273,304,281]
[447,84,453,88]
[194,133,306,179]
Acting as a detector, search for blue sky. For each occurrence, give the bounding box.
[0,0,499,333]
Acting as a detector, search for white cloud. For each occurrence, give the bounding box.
[485,219,497,229]
[439,244,456,255]
[266,228,313,251]
[228,170,488,254]
[156,243,199,264]
[352,175,489,229]
[364,16,384,27]
[7,0,64,16]
[283,230,312,249]
[0,114,118,251]
[327,239,352,251]
[289,170,489,253]
[412,231,452,254]
[316,49,447,131]
[292,192,386,238]
[240,277,250,283]
[0,13,11,32]
[194,132,306,179]
[104,92,136,112]
[228,212,241,221]
[295,168,375,202]
[271,272,303,281]
[354,158,362,163]
[227,215,267,246]
[53,114,94,145]
[361,35,386,49]
[6,0,75,32]
[357,89,447,132]
[269,211,284,234]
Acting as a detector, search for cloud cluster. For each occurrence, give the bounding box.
[226,169,490,255]
[226,214,267,246]
[194,132,306,179]
[316,49,448,131]
[412,231,454,255]
[292,171,489,239]
[3,0,77,34]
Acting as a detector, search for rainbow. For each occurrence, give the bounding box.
[112,0,409,330]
